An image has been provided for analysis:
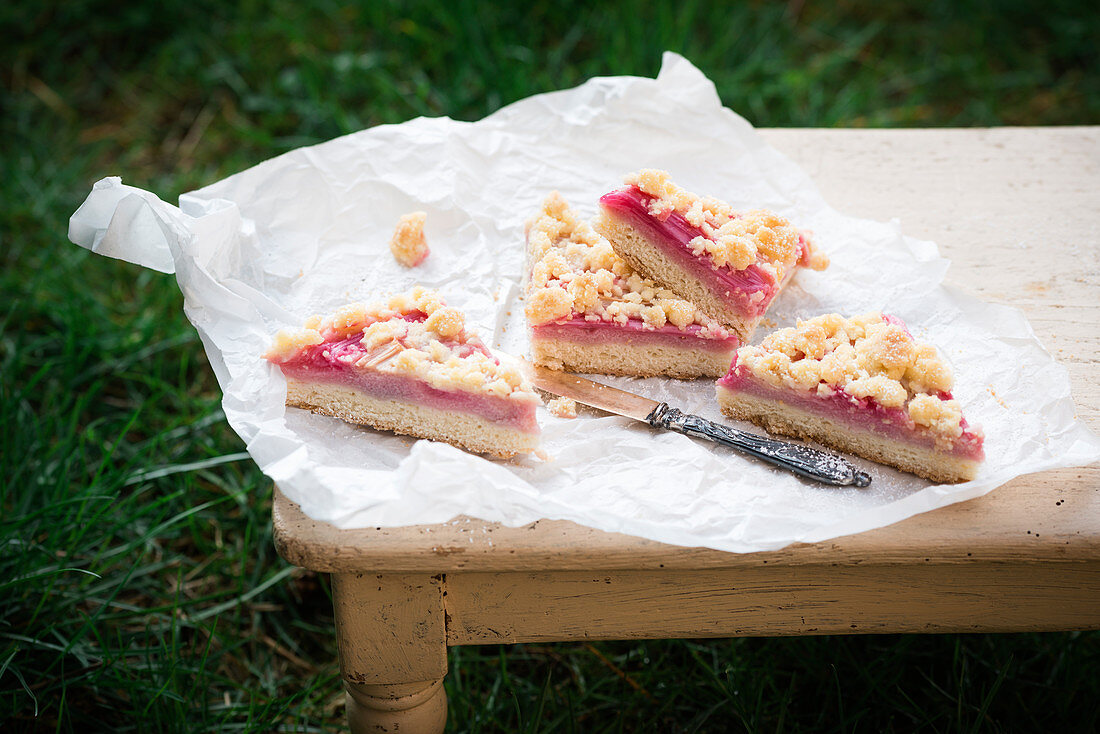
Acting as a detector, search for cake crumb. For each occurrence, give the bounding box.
[547,396,578,418]
[987,386,1009,410]
[390,211,429,267]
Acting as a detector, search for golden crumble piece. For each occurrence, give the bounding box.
[426,339,450,362]
[547,396,578,419]
[585,242,619,273]
[411,286,444,316]
[744,211,799,262]
[845,374,908,408]
[387,293,414,313]
[263,328,323,362]
[525,286,573,325]
[857,322,917,379]
[568,272,601,313]
[498,363,524,389]
[641,304,666,328]
[424,306,465,338]
[390,211,429,267]
[391,347,429,375]
[660,298,695,328]
[908,394,964,439]
[362,319,408,349]
[329,302,383,338]
[906,344,954,395]
[736,348,793,391]
[540,190,575,224]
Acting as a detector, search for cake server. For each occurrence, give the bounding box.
[519,360,872,488]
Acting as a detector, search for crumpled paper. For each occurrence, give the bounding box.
[69,53,1099,552]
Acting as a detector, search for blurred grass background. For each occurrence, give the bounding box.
[2,0,1098,731]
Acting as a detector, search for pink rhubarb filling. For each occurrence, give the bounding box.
[532,315,739,353]
[600,187,813,320]
[717,360,985,461]
[278,332,539,435]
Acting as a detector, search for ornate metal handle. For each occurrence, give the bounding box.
[646,403,872,487]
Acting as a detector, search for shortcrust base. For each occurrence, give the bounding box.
[716,386,980,483]
[287,379,538,459]
[532,335,734,379]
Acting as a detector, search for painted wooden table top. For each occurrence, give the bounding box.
[274,127,1099,576]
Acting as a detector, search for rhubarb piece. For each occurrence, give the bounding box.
[594,170,828,340]
[390,211,429,267]
[265,287,540,458]
[525,192,739,379]
[716,312,985,483]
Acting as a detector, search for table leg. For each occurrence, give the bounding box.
[331,572,448,734]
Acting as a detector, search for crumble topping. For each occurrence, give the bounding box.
[907,394,964,439]
[423,306,465,338]
[524,192,732,340]
[265,287,539,402]
[264,328,325,362]
[390,211,430,267]
[623,169,828,278]
[734,312,967,440]
[547,396,578,418]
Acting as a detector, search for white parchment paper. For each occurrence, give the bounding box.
[69,54,1099,552]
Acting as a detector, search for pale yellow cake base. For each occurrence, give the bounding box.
[286,379,539,459]
[532,335,734,379]
[716,385,980,483]
[594,213,765,341]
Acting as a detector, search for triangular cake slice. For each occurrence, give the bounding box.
[525,192,740,379]
[715,312,985,483]
[264,288,541,458]
[594,169,828,341]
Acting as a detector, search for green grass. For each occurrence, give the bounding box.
[2,0,1098,730]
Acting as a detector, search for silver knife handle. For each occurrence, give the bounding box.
[646,403,871,487]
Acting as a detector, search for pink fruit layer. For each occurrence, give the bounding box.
[531,315,739,352]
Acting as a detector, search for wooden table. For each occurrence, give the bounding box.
[273,128,1100,733]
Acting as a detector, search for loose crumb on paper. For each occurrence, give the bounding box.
[987,386,1009,410]
[390,211,429,267]
[547,396,578,418]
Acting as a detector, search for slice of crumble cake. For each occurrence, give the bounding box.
[716,312,984,482]
[265,288,541,458]
[525,192,739,379]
